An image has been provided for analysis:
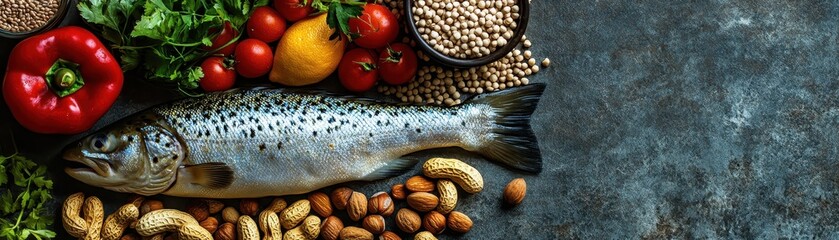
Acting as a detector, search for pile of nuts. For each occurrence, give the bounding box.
[412,0,520,59]
[0,0,61,32]
[62,158,528,240]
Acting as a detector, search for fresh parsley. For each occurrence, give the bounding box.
[78,0,268,95]
[0,154,55,240]
[309,0,365,40]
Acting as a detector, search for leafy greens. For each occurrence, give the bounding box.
[0,154,55,240]
[78,0,268,95]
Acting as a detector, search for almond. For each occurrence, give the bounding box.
[447,211,473,233]
[308,192,333,217]
[503,178,527,206]
[405,176,435,192]
[391,184,407,200]
[199,216,218,234]
[396,208,421,234]
[239,198,260,216]
[406,192,438,212]
[331,187,353,210]
[347,191,368,221]
[379,231,402,240]
[362,215,385,235]
[368,192,394,217]
[422,211,446,235]
[205,200,224,214]
[139,199,163,216]
[320,216,344,240]
[339,226,373,240]
[185,200,209,221]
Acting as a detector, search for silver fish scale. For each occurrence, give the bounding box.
[153,88,495,197]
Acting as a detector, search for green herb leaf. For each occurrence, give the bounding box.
[323,0,363,40]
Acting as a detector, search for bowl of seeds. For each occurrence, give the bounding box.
[404,0,530,68]
[0,0,72,38]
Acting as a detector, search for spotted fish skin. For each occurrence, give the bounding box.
[63,85,545,198]
[153,88,494,198]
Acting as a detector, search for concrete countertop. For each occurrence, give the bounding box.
[1,1,838,239]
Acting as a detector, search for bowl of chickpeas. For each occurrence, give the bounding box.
[404,0,530,68]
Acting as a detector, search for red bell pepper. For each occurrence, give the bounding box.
[3,26,123,134]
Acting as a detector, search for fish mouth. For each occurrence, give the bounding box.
[63,150,115,185]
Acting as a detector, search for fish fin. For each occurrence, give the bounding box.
[469,83,546,173]
[180,163,234,189]
[361,157,419,181]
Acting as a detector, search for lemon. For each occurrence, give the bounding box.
[269,14,347,86]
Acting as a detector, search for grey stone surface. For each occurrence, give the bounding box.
[1,1,839,239]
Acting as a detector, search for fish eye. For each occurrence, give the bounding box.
[90,134,116,153]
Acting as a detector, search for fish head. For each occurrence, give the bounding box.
[63,118,185,196]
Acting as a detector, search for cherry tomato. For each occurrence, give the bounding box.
[378,43,417,85]
[202,22,238,56]
[273,0,314,22]
[347,4,398,49]
[234,39,273,78]
[339,48,379,92]
[199,57,236,92]
[247,6,286,43]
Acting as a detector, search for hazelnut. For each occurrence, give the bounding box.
[447,211,473,233]
[405,176,435,192]
[391,184,407,200]
[379,231,402,240]
[347,191,368,221]
[308,192,333,217]
[339,226,373,240]
[119,233,141,240]
[221,206,240,223]
[185,200,209,221]
[362,215,386,234]
[213,222,236,240]
[503,178,527,206]
[368,192,394,217]
[331,187,354,210]
[199,216,218,234]
[240,198,260,216]
[139,199,163,216]
[205,199,225,214]
[396,208,421,233]
[320,216,344,240]
[422,211,446,235]
[406,192,439,212]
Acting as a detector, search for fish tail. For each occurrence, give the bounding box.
[469,83,546,173]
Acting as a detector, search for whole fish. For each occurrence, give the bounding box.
[63,84,545,198]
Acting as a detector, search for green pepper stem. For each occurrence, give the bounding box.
[55,68,76,89]
[45,59,85,97]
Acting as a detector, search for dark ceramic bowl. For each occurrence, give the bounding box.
[404,0,530,68]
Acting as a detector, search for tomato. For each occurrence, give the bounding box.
[347,4,398,49]
[199,57,236,92]
[339,48,379,92]
[378,43,417,85]
[202,22,238,56]
[234,39,273,78]
[273,0,314,22]
[247,7,286,43]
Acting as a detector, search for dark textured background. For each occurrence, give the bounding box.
[2,1,839,239]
